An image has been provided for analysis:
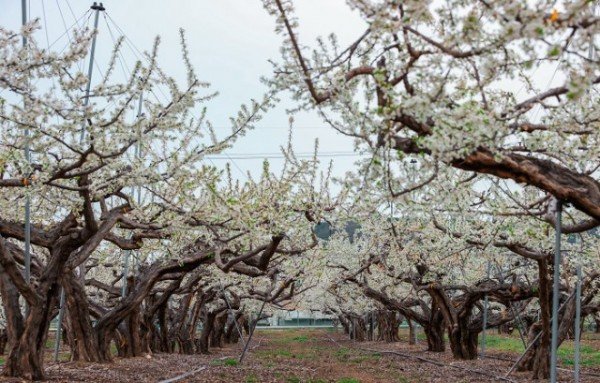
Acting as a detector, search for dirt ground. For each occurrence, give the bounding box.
[1,329,599,382]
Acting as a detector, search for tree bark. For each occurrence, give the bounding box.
[0,266,24,355]
[376,310,399,342]
[423,310,445,352]
[62,274,102,362]
[3,289,57,380]
[517,259,551,379]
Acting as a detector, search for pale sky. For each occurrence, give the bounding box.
[1,1,567,185]
[1,0,368,180]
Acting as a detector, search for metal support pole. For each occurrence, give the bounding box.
[509,302,527,348]
[121,252,130,297]
[574,263,582,383]
[21,0,31,288]
[480,261,491,358]
[550,200,562,383]
[239,299,266,363]
[53,289,66,361]
[135,93,144,197]
[80,2,105,142]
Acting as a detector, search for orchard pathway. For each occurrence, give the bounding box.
[2,329,599,382]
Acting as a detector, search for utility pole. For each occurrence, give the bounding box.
[550,199,562,383]
[55,2,105,359]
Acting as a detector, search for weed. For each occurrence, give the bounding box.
[211,357,239,366]
[335,347,351,361]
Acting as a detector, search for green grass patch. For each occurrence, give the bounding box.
[335,347,352,361]
[336,378,361,383]
[292,335,309,342]
[557,344,600,367]
[245,373,259,383]
[211,357,239,366]
[349,353,381,364]
[483,335,524,353]
[286,376,301,383]
[483,334,600,367]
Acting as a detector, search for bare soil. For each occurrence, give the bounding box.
[1,329,599,382]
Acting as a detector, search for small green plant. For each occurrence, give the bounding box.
[224,358,239,366]
[336,378,361,383]
[245,373,259,383]
[211,357,239,366]
[286,376,301,383]
[335,347,351,361]
[292,335,309,342]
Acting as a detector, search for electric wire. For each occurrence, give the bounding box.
[55,0,80,71]
[104,13,171,102]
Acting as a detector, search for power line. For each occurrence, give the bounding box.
[205,152,362,160]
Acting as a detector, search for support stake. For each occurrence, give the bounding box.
[53,289,66,361]
[480,260,491,358]
[239,299,266,363]
[574,263,582,383]
[550,200,562,383]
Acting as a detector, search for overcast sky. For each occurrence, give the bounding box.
[1,0,368,181]
[2,1,568,190]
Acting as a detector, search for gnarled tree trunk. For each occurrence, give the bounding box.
[517,259,551,379]
[423,309,445,352]
[376,310,399,342]
[62,274,101,362]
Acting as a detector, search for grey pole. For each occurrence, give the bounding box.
[239,299,266,363]
[21,0,31,287]
[80,2,105,142]
[135,92,144,202]
[509,302,528,348]
[574,263,582,383]
[550,200,562,383]
[121,253,130,297]
[53,289,66,361]
[480,260,491,358]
